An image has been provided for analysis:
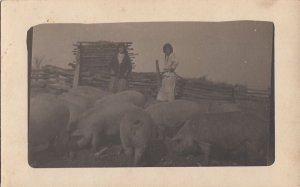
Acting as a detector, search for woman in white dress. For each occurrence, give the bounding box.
[157,43,179,101]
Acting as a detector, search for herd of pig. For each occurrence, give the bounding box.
[29,86,271,167]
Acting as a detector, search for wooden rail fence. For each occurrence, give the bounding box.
[30,40,270,102]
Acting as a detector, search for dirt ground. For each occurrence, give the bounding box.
[29,88,272,168]
[31,140,245,168]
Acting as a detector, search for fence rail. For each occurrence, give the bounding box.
[30,65,270,103]
[30,41,270,102]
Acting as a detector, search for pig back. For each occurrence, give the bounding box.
[75,102,141,137]
[58,92,94,110]
[95,90,145,107]
[145,100,202,128]
[178,111,269,151]
[68,86,109,101]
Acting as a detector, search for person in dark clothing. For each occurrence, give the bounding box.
[108,44,132,93]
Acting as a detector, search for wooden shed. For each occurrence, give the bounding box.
[72,41,137,89]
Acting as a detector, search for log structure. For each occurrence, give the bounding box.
[29,40,270,103]
[72,41,137,89]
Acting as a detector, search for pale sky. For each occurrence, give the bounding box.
[32,21,273,89]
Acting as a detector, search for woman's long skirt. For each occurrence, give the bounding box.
[156,74,176,101]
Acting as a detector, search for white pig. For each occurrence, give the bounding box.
[95,90,146,108]
[57,99,85,135]
[145,100,205,139]
[58,92,94,110]
[68,86,109,101]
[120,109,155,166]
[168,111,269,166]
[29,93,70,155]
[69,102,141,153]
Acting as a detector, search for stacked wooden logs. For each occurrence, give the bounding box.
[30,64,269,102]
[235,88,270,101]
[30,65,74,94]
[128,73,237,102]
[30,40,270,102]
[178,79,235,102]
[128,72,158,96]
[73,41,137,89]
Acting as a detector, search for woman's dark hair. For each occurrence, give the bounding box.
[163,43,173,54]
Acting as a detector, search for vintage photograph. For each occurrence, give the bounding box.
[28,21,274,167]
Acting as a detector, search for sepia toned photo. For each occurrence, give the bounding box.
[28,21,274,168]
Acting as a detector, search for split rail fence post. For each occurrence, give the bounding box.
[72,43,81,88]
